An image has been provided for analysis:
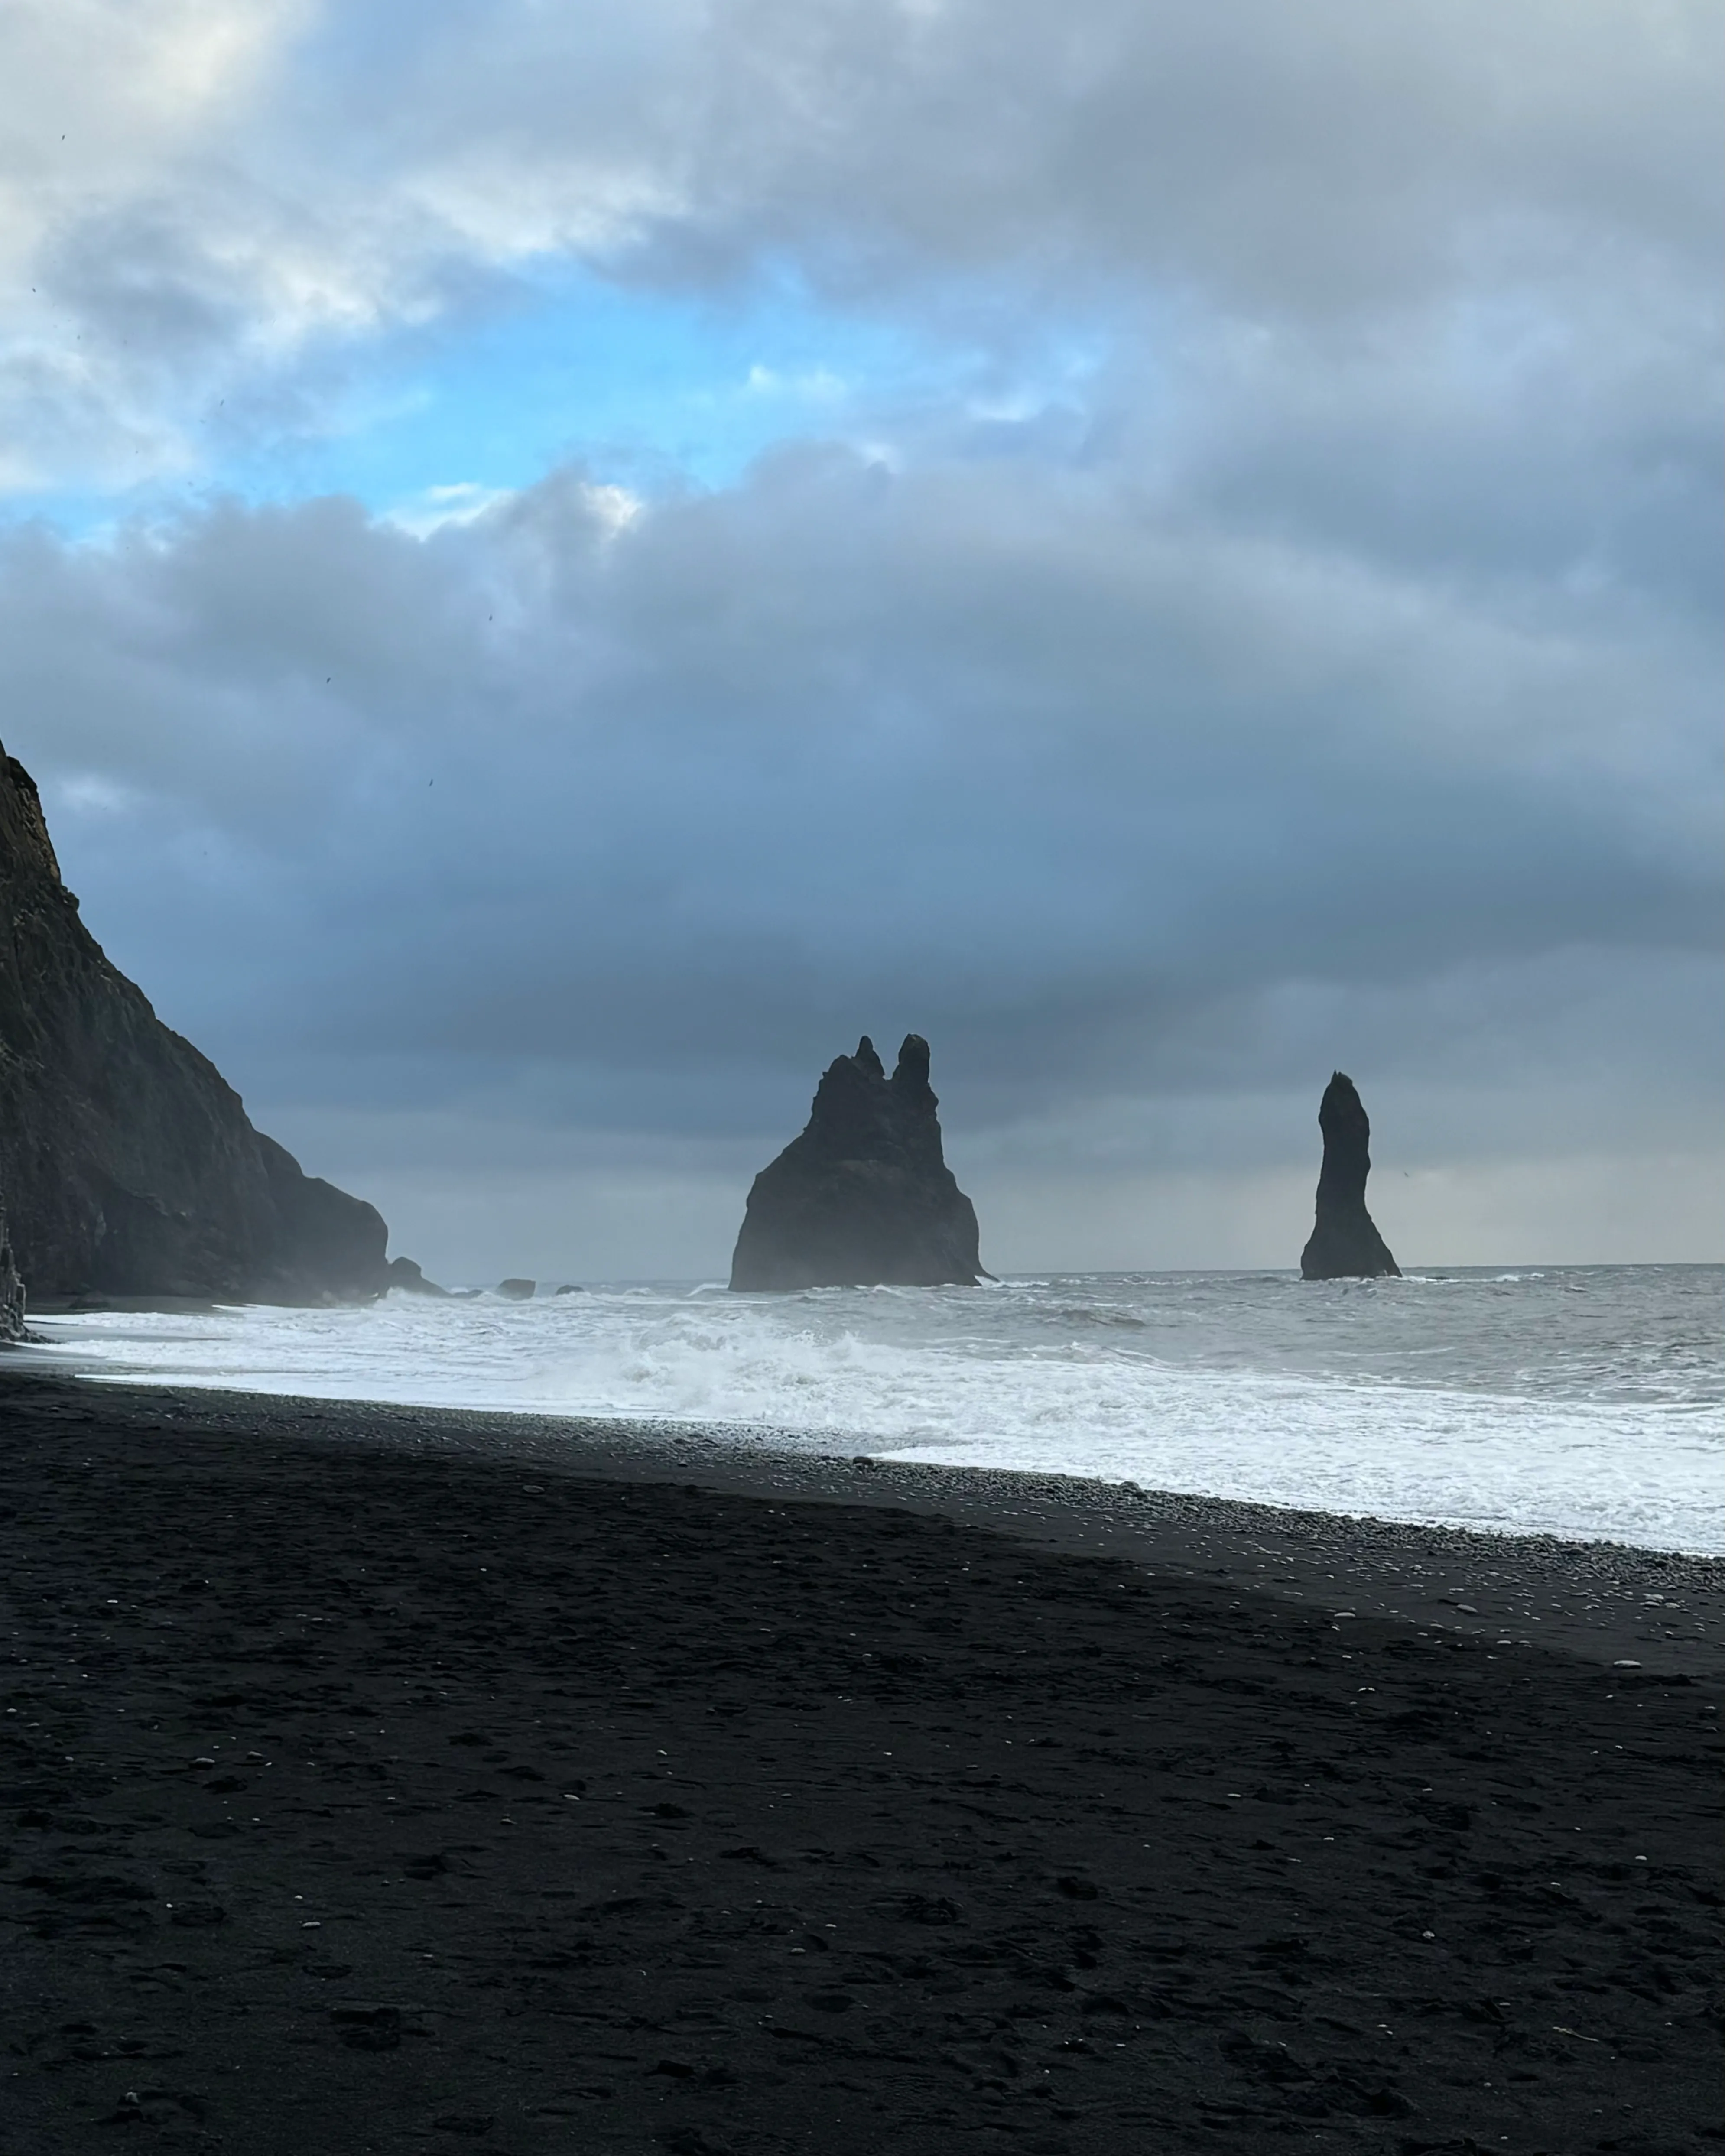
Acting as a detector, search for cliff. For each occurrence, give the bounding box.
[1299,1071,1401,1281]
[0,744,398,1304]
[0,1193,23,1340]
[730,1034,986,1290]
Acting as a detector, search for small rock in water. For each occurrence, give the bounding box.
[496,1279,536,1300]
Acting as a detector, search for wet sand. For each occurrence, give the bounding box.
[1,1369,1719,2154]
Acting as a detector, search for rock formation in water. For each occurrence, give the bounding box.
[0,741,416,1305]
[385,1257,448,1297]
[730,1034,986,1290]
[1299,1071,1400,1280]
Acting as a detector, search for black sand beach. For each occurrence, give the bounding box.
[1,1371,1719,2154]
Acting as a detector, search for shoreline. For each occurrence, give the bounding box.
[10,1362,1725,1675]
[1,1364,1718,2153]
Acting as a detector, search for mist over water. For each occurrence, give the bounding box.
[33,1266,1722,1555]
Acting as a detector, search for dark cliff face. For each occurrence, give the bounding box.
[1299,1071,1401,1281]
[0,744,393,1304]
[729,1034,985,1290]
[0,1196,23,1341]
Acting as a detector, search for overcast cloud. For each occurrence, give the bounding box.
[0,0,1717,1277]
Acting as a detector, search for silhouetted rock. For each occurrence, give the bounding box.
[1300,1072,1400,1280]
[0,741,411,1304]
[496,1278,536,1300]
[730,1035,985,1290]
[385,1257,448,1297]
[554,1283,587,1295]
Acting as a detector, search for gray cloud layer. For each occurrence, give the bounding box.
[0,0,1717,1272]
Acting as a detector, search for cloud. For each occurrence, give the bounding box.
[0,428,1715,1256]
[0,0,1715,1271]
[0,0,1717,487]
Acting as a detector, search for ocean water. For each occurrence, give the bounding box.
[28,1265,1723,1555]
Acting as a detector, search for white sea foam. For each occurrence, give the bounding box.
[26,1265,1723,1554]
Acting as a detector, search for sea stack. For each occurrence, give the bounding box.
[385,1256,449,1296]
[0,741,417,1305]
[1299,1072,1400,1280]
[730,1034,985,1290]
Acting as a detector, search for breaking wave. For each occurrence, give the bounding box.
[29,1264,1723,1553]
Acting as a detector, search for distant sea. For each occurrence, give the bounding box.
[31,1265,1723,1555]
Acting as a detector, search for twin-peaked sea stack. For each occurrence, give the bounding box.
[1299,1071,1400,1280]
[0,742,420,1306]
[729,1035,986,1290]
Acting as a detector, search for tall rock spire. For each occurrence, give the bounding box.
[729,1034,986,1289]
[1299,1072,1400,1280]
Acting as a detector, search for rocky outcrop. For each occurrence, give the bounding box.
[0,1192,25,1341]
[385,1257,448,1297]
[0,742,413,1305]
[1299,1072,1400,1280]
[730,1034,985,1290]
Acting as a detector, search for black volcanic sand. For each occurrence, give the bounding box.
[1,1373,1719,2156]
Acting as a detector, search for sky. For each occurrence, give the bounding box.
[0,0,1719,1282]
